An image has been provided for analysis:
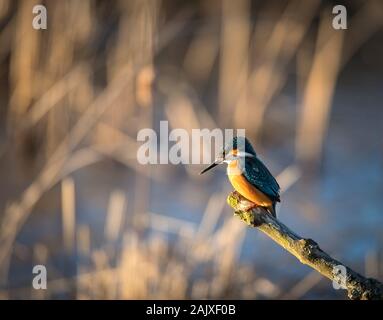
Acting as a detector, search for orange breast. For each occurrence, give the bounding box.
[227,161,272,207]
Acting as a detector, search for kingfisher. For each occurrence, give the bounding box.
[200,137,280,217]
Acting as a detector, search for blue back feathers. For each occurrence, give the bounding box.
[225,136,280,202]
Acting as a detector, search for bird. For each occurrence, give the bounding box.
[200,137,280,217]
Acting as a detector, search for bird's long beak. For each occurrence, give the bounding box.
[199,159,222,175]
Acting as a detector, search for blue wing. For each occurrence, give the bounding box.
[243,157,280,202]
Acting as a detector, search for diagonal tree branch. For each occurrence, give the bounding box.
[227,191,383,300]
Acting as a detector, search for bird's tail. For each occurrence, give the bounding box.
[266,203,277,218]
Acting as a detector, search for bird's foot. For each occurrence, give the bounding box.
[228,191,262,212]
[240,201,263,213]
[228,192,264,226]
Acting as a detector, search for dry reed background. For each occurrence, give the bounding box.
[0,0,382,299]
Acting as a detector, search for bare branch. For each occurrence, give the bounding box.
[227,191,383,300]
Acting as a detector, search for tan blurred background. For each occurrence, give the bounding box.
[0,0,382,299]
